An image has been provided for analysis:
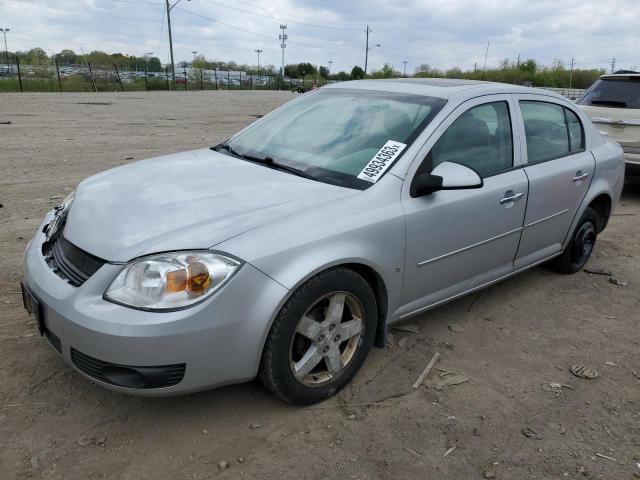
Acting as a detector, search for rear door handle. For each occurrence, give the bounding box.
[500,192,525,205]
[573,172,590,182]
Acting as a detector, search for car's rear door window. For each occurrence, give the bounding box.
[520,101,585,164]
[429,101,513,176]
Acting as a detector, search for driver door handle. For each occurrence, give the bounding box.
[573,172,590,182]
[500,192,525,205]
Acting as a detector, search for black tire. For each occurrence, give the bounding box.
[553,207,598,274]
[259,267,377,405]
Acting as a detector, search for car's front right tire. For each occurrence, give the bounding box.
[259,267,377,405]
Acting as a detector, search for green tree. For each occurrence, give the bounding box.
[414,64,443,78]
[351,65,365,79]
[296,62,316,78]
[56,49,77,65]
[370,63,398,79]
[284,64,298,78]
[25,47,48,65]
[192,54,208,70]
[147,57,162,72]
[318,65,329,79]
[519,59,537,75]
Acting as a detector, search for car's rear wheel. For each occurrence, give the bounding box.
[554,207,598,274]
[259,268,377,405]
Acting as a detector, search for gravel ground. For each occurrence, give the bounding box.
[1,91,639,480]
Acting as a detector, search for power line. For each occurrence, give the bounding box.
[108,0,163,6]
[176,6,275,40]
[199,0,361,31]
[175,6,361,51]
[229,0,362,28]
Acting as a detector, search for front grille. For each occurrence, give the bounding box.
[42,234,105,287]
[70,348,186,389]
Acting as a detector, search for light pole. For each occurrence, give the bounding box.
[254,49,263,79]
[165,0,190,88]
[0,28,9,72]
[402,60,408,77]
[279,24,287,90]
[191,50,197,63]
[328,60,333,75]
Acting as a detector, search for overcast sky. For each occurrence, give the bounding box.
[1,0,638,73]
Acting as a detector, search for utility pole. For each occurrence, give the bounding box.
[569,58,575,88]
[364,25,371,76]
[165,0,190,89]
[255,49,262,78]
[0,28,9,72]
[279,24,287,90]
[481,41,490,80]
[610,57,616,74]
[364,25,380,78]
[402,60,408,78]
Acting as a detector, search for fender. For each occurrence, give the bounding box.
[563,139,624,248]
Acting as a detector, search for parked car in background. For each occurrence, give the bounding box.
[22,79,624,404]
[578,73,640,173]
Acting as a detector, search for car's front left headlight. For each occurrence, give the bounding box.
[105,251,241,311]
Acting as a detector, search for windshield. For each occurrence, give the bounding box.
[224,88,446,189]
[579,77,640,109]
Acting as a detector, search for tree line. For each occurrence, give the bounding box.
[2,48,606,88]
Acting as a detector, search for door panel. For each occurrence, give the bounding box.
[515,151,595,265]
[513,98,596,266]
[402,169,528,309]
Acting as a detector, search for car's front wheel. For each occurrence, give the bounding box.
[259,268,377,405]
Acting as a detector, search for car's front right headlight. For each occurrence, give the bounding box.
[104,251,241,311]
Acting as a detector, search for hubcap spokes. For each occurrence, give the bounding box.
[290,292,364,386]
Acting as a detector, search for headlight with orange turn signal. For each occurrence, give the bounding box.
[104,252,241,310]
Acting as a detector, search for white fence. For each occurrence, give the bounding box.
[541,88,586,101]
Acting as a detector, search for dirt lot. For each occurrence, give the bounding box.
[1,91,639,480]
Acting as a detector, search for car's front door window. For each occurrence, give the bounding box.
[426,101,514,177]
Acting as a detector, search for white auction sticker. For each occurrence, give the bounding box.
[357,140,407,183]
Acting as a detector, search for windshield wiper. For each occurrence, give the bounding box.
[249,155,317,180]
[214,143,316,181]
[213,143,244,159]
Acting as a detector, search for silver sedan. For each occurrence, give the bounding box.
[22,79,625,404]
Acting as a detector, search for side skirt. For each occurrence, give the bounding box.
[391,250,563,323]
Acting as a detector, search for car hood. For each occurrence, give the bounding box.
[63,148,355,262]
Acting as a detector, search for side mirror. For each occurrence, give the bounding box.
[411,161,483,197]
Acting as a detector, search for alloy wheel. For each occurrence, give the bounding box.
[289,292,364,387]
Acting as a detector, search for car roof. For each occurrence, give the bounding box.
[323,78,564,101]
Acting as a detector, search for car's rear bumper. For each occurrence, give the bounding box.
[22,213,288,396]
[624,151,640,166]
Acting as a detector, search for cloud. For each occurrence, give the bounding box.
[0,0,638,73]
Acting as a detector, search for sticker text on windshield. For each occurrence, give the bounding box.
[357,140,407,183]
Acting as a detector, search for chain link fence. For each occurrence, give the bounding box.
[0,56,330,93]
